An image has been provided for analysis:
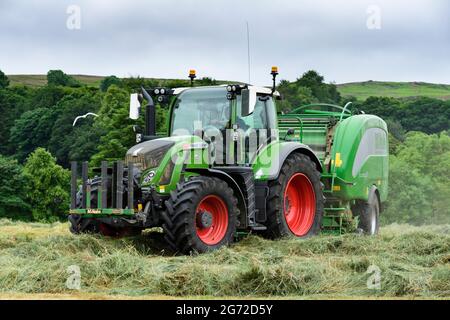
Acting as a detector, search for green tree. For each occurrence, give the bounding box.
[400,97,450,134]
[90,86,141,166]
[27,85,66,109]
[47,70,80,87]
[276,70,341,112]
[23,148,70,221]
[48,92,101,167]
[383,131,450,225]
[356,96,450,134]
[296,70,341,103]
[100,75,122,92]
[0,155,30,219]
[10,107,61,162]
[0,89,27,155]
[0,69,9,88]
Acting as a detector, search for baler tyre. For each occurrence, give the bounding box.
[355,193,380,235]
[264,153,324,239]
[162,176,238,254]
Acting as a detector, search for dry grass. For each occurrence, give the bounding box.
[0,219,448,300]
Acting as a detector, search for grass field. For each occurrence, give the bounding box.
[0,219,448,300]
[337,81,450,101]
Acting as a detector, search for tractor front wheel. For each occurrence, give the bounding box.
[162,177,238,254]
[264,153,324,239]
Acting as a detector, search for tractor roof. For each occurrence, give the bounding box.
[172,84,280,97]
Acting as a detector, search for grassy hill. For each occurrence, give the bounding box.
[6,74,233,88]
[0,219,448,300]
[8,75,450,101]
[337,81,450,101]
[7,74,106,87]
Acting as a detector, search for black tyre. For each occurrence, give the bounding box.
[264,153,324,239]
[354,192,380,235]
[162,176,238,254]
[69,214,100,234]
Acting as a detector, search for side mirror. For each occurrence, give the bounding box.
[129,93,141,120]
[240,88,256,117]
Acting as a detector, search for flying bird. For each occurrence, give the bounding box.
[72,112,99,126]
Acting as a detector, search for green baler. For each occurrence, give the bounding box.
[279,103,388,234]
[69,68,388,253]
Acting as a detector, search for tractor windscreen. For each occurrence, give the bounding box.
[171,87,231,135]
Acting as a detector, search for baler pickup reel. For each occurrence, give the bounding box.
[69,161,135,216]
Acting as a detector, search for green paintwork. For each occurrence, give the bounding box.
[330,115,388,202]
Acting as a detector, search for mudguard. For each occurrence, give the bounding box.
[254,141,322,181]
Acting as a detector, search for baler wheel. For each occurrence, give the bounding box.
[354,193,380,235]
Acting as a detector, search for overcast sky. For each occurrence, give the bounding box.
[1,0,449,86]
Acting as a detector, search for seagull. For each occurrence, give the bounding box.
[72,112,99,126]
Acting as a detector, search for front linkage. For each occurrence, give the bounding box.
[69,160,166,235]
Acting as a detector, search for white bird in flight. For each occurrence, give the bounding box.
[72,112,99,126]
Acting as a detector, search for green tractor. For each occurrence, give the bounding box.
[69,68,388,254]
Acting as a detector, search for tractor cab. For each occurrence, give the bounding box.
[130,78,281,167]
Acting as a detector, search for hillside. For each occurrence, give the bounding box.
[0,219,448,300]
[7,74,106,87]
[337,81,450,101]
[7,75,450,101]
[6,74,233,88]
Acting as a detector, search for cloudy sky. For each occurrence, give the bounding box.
[1,0,449,86]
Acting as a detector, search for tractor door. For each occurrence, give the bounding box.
[234,92,278,165]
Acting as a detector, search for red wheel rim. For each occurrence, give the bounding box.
[283,173,316,236]
[195,195,229,245]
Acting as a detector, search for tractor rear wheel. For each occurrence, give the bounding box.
[162,176,238,254]
[354,193,380,235]
[264,153,324,239]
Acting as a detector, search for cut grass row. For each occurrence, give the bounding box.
[0,220,448,299]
